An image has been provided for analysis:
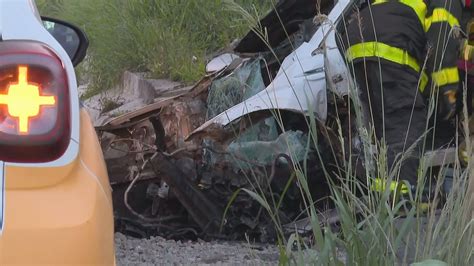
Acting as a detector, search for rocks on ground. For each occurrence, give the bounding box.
[115,233,280,265]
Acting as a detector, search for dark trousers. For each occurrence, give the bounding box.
[354,61,427,185]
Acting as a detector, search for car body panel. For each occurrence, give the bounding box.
[190,0,353,137]
[0,110,114,265]
[0,0,115,264]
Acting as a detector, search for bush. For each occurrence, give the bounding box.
[36,0,270,97]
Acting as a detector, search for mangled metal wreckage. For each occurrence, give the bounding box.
[97,0,356,240]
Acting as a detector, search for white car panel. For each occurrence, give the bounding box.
[190,0,353,136]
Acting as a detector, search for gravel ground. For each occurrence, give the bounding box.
[115,233,280,265]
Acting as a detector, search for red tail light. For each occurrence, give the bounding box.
[0,41,70,163]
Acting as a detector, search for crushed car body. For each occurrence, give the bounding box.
[93,0,372,241]
[190,0,353,140]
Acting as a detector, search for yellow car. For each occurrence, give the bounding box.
[0,0,115,264]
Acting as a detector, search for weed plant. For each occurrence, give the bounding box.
[223,1,474,265]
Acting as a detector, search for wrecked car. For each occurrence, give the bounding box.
[93,0,354,241]
[95,0,459,241]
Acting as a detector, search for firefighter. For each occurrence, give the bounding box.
[424,1,466,147]
[340,0,467,195]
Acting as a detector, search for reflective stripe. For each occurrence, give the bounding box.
[347,41,428,92]
[461,150,469,163]
[346,42,421,72]
[462,40,474,61]
[370,178,410,194]
[373,0,427,31]
[425,8,460,31]
[432,67,459,87]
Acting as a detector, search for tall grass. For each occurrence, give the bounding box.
[36,0,270,97]
[224,1,474,265]
[39,0,473,264]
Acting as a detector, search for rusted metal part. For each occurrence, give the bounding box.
[97,75,214,130]
[101,96,178,128]
[150,152,222,234]
[101,119,158,185]
[159,98,206,152]
[95,73,223,237]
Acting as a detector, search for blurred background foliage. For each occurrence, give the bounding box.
[36,0,270,97]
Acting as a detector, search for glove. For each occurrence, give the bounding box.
[438,87,457,120]
[461,40,474,62]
